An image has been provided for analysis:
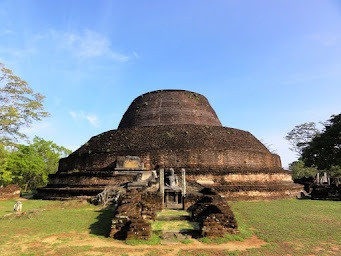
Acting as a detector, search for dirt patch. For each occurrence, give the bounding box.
[12,232,267,256]
[330,245,340,251]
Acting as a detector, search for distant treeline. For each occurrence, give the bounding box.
[287,113,341,179]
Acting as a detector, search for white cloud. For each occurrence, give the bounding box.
[0,29,14,36]
[0,29,131,62]
[0,46,36,58]
[69,111,78,119]
[85,114,99,128]
[132,51,140,59]
[60,29,130,61]
[69,110,100,128]
[20,121,52,136]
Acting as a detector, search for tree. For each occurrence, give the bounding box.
[0,143,13,186]
[1,137,71,190]
[302,114,341,170]
[6,144,46,191]
[0,63,49,145]
[30,136,71,174]
[289,160,318,179]
[329,165,341,178]
[285,122,320,155]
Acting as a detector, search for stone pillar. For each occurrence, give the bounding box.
[181,168,186,196]
[322,172,328,184]
[159,168,164,207]
[181,168,186,210]
[316,173,320,185]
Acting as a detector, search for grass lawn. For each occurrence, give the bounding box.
[0,198,340,256]
[229,199,341,256]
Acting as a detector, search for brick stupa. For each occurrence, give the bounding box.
[38,90,301,200]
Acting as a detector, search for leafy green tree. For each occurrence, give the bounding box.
[289,160,318,179]
[285,122,320,155]
[0,143,13,186]
[1,137,71,190]
[302,114,341,170]
[329,165,341,178]
[6,144,46,191]
[30,136,71,174]
[0,63,49,145]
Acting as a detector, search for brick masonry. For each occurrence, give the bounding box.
[37,90,302,200]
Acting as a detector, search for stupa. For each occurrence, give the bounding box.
[37,90,302,200]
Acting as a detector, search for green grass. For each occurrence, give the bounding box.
[156,209,189,217]
[0,199,56,217]
[0,199,340,256]
[180,239,193,244]
[229,199,341,256]
[0,199,114,255]
[125,233,162,245]
[152,209,199,232]
[198,225,253,244]
[151,220,199,231]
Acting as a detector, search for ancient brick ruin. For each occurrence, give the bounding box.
[109,189,162,240]
[191,195,238,237]
[0,184,20,200]
[37,89,302,239]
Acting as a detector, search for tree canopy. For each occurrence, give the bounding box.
[302,114,341,170]
[285,122,320,155]
[289,160,318,180]
[0,137,71,190]
[0,62,49,145]
[287,113,341,178]
[0,63,70,191]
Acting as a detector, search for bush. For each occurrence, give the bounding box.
[289,160,318,179]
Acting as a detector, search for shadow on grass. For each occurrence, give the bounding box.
[180,229,202,239]
[89,205,116,237]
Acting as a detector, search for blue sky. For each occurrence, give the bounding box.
[0,0,340,168]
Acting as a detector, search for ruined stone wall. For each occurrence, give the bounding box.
[58,124,278,173]
[58,149,281,173]
[141,192,163,220]
[184,194,203,210]
[145,149,282,170]
[220,189,302,200]
[110,190,162,240]
[188,173,293,186]
[190,195,238,237]
[47,173,134,187]
[184,172,302,200]
[0,184,20,200]
[311,185,341,200]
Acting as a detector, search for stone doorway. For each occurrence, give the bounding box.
[159,168,186,210]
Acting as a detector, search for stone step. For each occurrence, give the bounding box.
[156,215,189,221]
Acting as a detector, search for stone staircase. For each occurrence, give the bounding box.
[152,210,200,241]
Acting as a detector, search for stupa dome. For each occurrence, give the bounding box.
[118,90,222,129]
